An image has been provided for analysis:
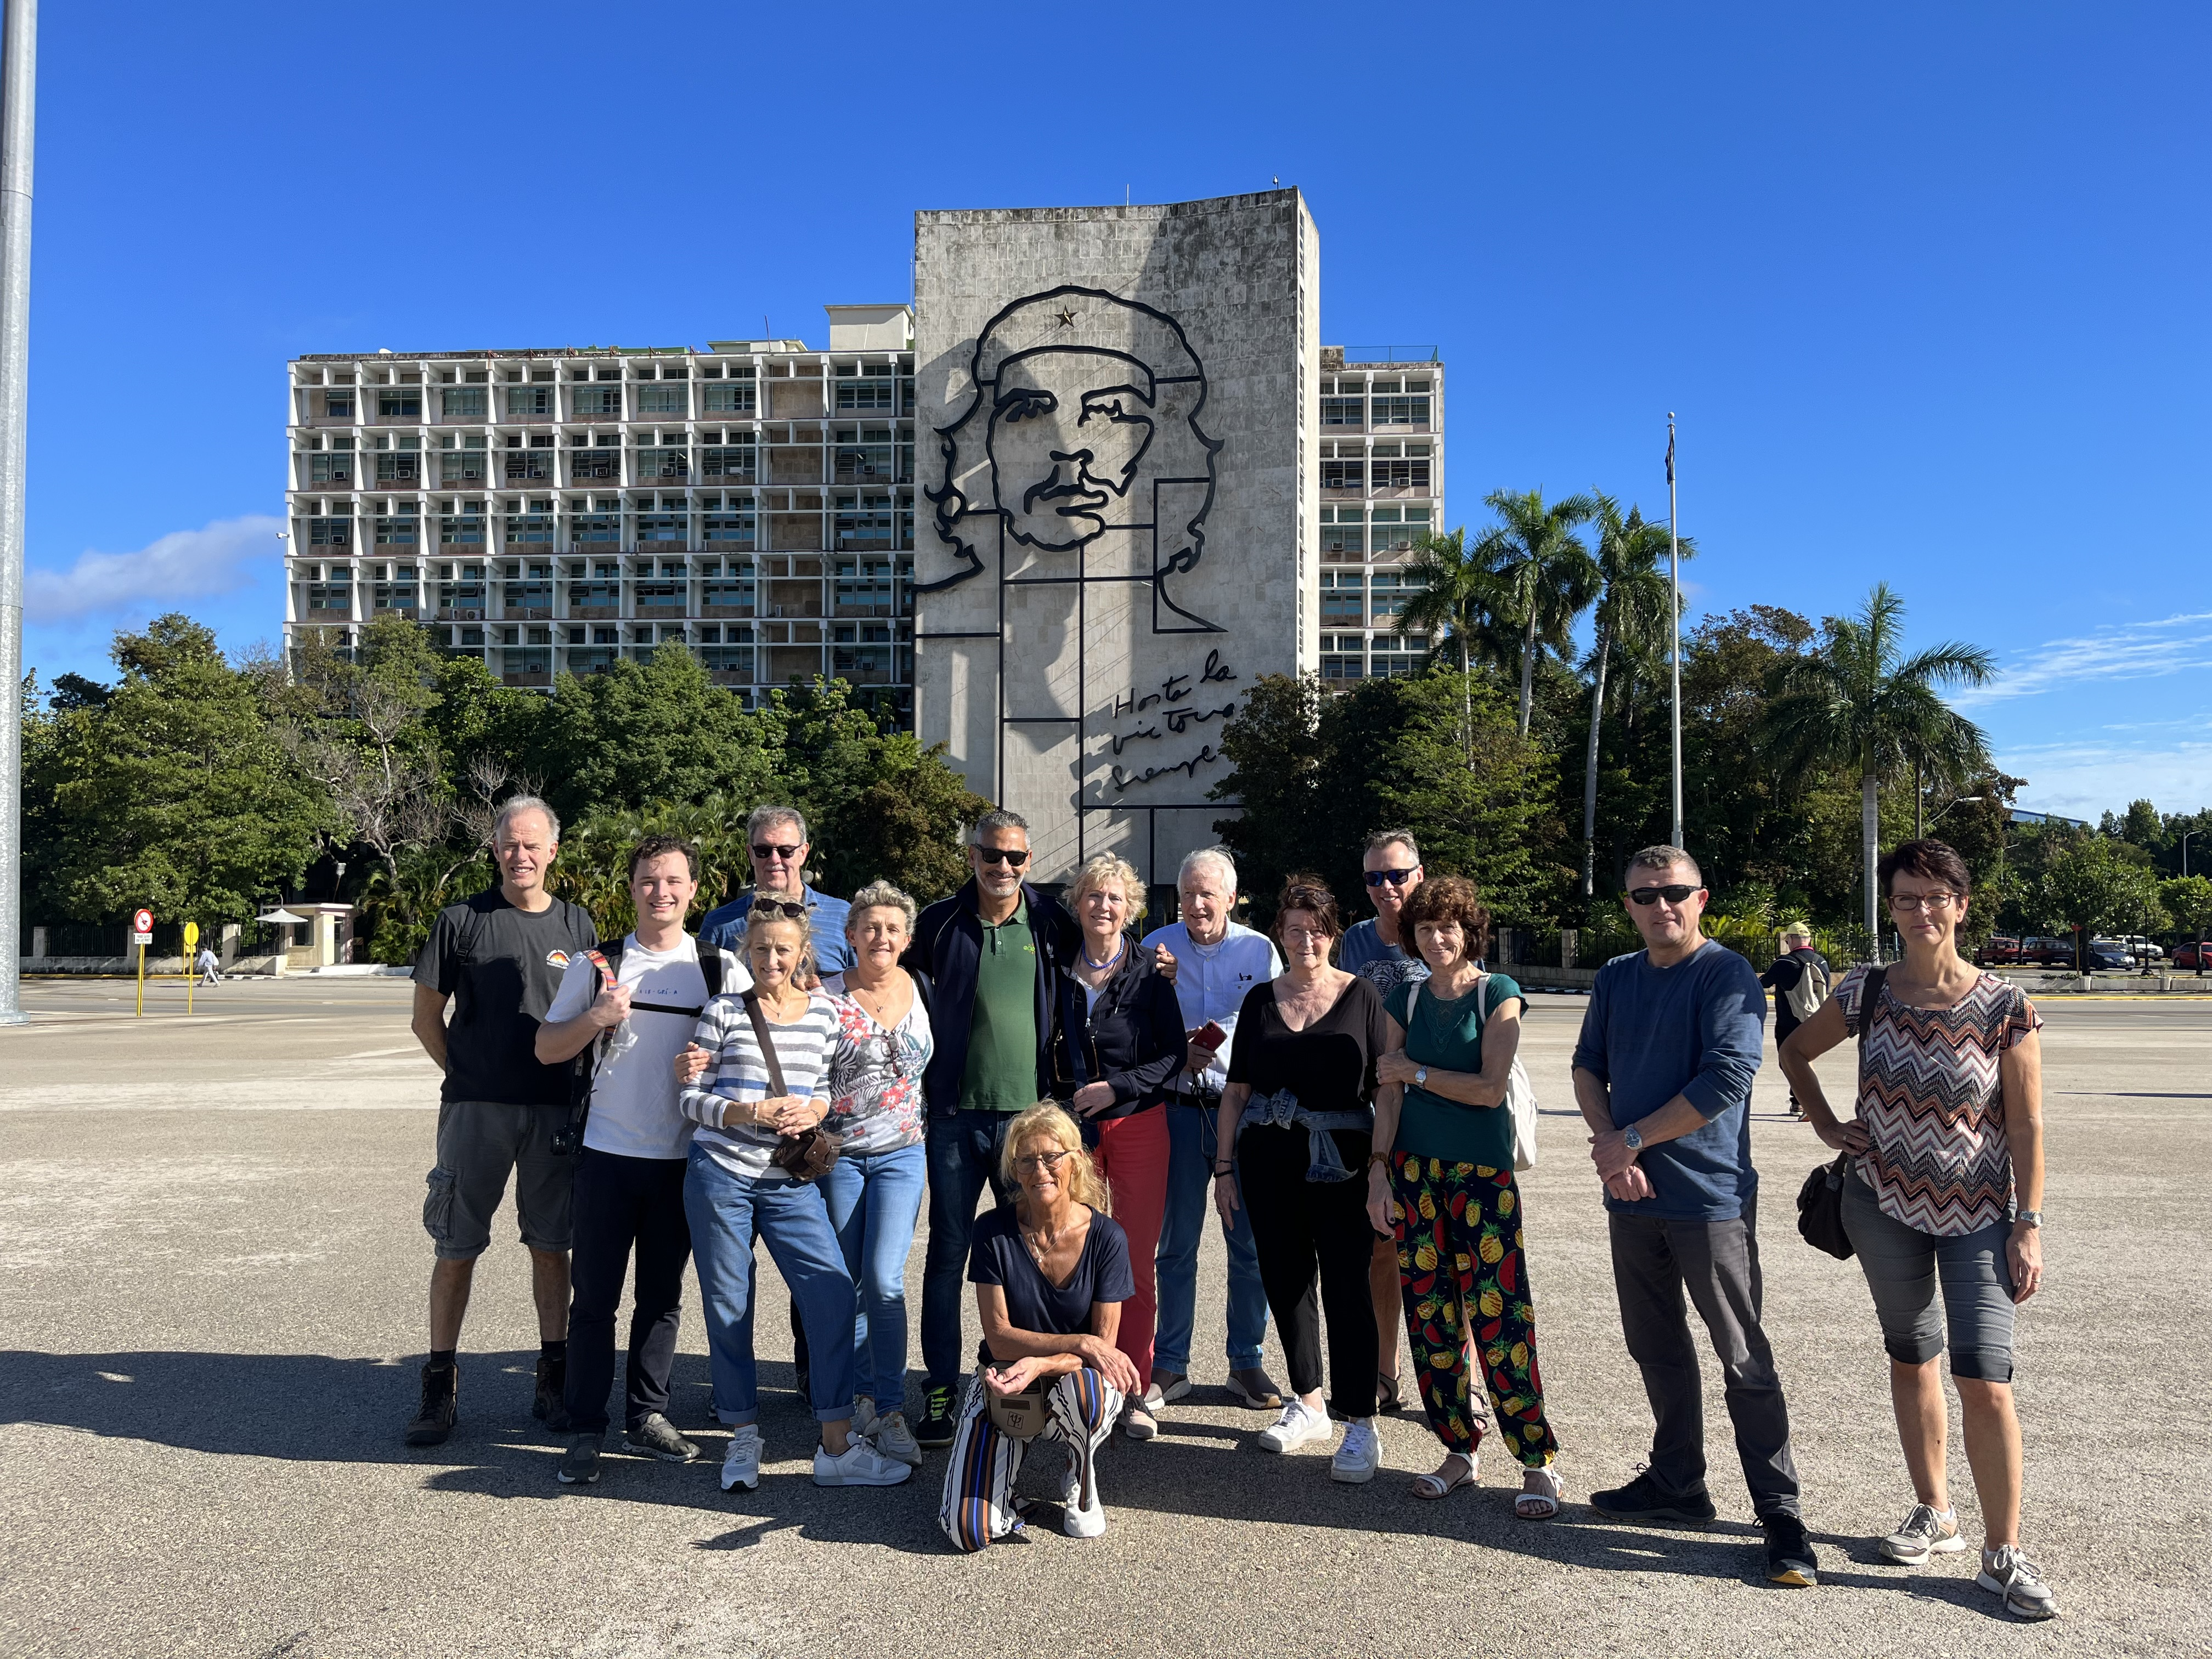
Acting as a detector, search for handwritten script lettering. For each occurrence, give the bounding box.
[1103,651,1239,792]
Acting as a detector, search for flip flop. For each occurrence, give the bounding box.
[1412,1452,1478,1500]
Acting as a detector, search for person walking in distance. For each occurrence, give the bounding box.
[1573,846,1821,1588]
[535,834,748,1486]
[195,944,222,986]
[1141,847,1283,1415]
[405,797,599,1447]
[906,809,1079,1450]
[1759,924,1830,1118]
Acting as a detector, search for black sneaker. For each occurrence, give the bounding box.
[557,1433,602,1486]
[533,1355,569,1431]
[624,1412,701,1464]
[405,1362,457,1447]
[914,1384,958,1449]
[1763,1513,1819,1587]
[1588,1471,1717,1525]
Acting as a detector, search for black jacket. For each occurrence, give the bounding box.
[907,878,1077,1119]
[1048,933,1189,1122]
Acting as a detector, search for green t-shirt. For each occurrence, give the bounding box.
[960,899,1040,1113]
[1385,973,1523,1169]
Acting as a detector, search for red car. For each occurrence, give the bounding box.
[1977,936,2022,966]
[2174,941,2211,970]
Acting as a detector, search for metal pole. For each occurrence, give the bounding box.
[0,0,35,1029]
[1667,413,1682,848]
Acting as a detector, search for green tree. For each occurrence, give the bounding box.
[2039,836,2166,971]
[1579,497,1688,898]
[527,644,775,821]
[1762,584,1994,959]
[1471,487,1600,737]
[1393,526,1508,763]
[2159,875,2212,970]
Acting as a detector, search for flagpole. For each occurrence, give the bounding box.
[1667,413,1682,850]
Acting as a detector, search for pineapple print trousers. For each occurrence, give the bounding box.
[1390,1154,1558,1466]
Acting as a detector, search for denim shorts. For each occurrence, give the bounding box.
[1841,1173,2017,1382]
[422,1099,575,1261]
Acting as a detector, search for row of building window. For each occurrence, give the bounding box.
[309,381,913,421]
[302,444,910,487]
[1319,394,1432,427]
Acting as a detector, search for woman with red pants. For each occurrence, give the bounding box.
[1051,853,1187,1441]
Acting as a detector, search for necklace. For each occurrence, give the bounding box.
[1021,1215,1069,1269]
[1081,936,1125,973]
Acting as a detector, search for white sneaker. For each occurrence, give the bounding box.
[850,1396,878,1437]
[872,1409,923,1466]
[1063,1471,1107,1538]
[720,1425,761,1492]
[1330,1417,1380,1483]
[1977,1545,2058,1621]
[1256,1400,1331,1453]
[812,1435,913,1487]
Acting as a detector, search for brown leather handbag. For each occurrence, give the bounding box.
[739,990,842,1182]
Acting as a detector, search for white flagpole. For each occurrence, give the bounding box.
[0,0,34,1028]
[1667,413,1682,850]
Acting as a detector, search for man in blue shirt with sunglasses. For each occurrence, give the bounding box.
[1337,828,1431,995]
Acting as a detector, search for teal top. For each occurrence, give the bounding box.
[1384,973,1524,1168]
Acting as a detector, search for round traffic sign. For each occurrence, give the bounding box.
[184,921,200,949]
[133,908,154,934]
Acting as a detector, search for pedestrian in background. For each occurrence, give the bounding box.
[1760,924,1831,1118]
[1779,838,2056,1621]
[195,944,221,986]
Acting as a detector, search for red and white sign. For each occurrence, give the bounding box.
[131,908,154,945]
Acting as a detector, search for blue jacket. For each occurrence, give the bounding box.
[698,883,855,978]
[906,877,1076,1119]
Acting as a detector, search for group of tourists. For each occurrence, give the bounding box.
[403,798,2056,1619]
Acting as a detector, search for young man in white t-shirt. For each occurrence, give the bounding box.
[535,834,748,1487]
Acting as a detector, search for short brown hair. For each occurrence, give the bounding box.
[1624,844,1702,887]
[1273,873,1343,948]
[1878,838,1972,898]
[629,834,700,882]
[1400,873,1491,958]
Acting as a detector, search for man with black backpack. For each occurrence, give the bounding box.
[534,834,748,1486]
[1760,926,1831,1119]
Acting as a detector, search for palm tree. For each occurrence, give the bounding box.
[1763,583,1995,959]
[1393,527,1511,765]
[1580,496,1690,897]
[1473,488,1601,736]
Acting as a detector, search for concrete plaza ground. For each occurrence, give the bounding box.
[2,974,2206,1658]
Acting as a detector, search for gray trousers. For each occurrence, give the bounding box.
[1607,1196,1801,1517]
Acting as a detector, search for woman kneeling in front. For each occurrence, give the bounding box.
[938,1103,1141,1550]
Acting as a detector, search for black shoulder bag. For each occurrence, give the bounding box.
[1796,965,1886,1259]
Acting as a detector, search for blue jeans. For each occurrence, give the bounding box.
[1154,1103,1271,1374]
[683,1145,857,1426]
[921,1109,1019,1389]
[820,1142,928,1409]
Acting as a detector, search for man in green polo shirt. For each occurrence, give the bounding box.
[962,895,1041,1110]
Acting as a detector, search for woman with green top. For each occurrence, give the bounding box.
[1365,874,1562,1516]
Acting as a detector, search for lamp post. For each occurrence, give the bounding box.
[1927,794,1983,830]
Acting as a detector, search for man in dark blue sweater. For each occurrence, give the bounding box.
[1572,845,1819,1589]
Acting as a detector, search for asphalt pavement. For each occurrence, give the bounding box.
[2,975,2207,1657]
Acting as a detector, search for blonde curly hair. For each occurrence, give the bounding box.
[1069,853,1147,928]
[998,1103,1113,1216]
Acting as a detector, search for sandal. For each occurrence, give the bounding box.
[1411,1451,1478,1500]
[1515,1464,1564,1521]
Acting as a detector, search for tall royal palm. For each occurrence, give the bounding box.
[1581,496,1689,897]
[1475,488,1600,736]
[1394,527,1511,765]
[1763,583,1994,958]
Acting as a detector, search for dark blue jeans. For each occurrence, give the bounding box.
[920,1109,1019,1390]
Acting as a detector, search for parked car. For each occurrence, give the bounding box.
[2087,938,2135,972]
[2121,934,2165,962]
[2021,936,2075,967]
[2175,941,2210,970]
[1977,935,2022,966]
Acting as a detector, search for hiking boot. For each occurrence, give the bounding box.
[1588,1470,1717,1525]
[915,1384,958,1448]
[533,1353,569,1431]
[624,1412,699,1464]
[405,1362,458,1447]
[556,1434,602,1485]
[1763,1513,1819,1587]
[1880,1503,1967,1565]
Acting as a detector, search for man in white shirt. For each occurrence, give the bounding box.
[1140,846,1283,1413]
[535,834,749,1487]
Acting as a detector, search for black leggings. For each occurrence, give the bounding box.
[1235,1122,1379,1419]
[562,1148,692,1435]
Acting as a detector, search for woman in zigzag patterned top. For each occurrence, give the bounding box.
[1779,838,2056,1623]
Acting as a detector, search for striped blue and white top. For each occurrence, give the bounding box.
[682,988,842,1181]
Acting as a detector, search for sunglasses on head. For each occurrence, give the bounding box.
[974,846,1030,867]
[1628,884,1700,906]
[752,897,808,921]
[1364,868,1418,888]
[752,843,802,861]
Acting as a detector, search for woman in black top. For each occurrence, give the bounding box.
[1215,876,1393,1485]
[1049,853,1187,1440]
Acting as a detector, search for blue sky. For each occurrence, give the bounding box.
[21,2,2208,820]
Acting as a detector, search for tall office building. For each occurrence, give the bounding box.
[1316,346,1443,684]
[283,303,920,723]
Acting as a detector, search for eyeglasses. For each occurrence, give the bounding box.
[1282,926,1331,943]
[752,898,808,921]
[752,843,802,861]
[1888,891,1959,912]
[1012,1149,1069,1173]
[974,846,1030,867]
[1628,884,1700,906]
[1363,868,1419,888]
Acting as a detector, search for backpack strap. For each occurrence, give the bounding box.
[700,946,726,1002]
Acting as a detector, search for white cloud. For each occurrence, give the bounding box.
[24,514,285,622]
[1995,737,2212,820]
[1954,611,2212,708]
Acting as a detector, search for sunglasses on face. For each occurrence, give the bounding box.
[752,843,802,861]
[1628,884,1700,906]
[1364,867,1418,888]
[752,898,808,921]
[974,846,1030,867]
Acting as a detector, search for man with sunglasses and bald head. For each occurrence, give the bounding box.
[699,805,854,992]
[904,808,1079,1449]
[1572,845,1818,1590]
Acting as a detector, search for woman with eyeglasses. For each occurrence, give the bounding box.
[1048,854,1188,1441]
[938,1103,1141,1550]
[1778,839,2056,1622]
[1215,875,1393,1484]
[818,881,936,1468]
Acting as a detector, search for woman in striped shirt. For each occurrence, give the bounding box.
[680,902,912,1495]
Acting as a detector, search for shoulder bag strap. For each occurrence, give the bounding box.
[1855,966,1889,1081]
[741,990,790,1099]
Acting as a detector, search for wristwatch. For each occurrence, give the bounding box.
[2016,1209,2042,1229]
[1622,1125,1644,1153]
[1413,1066,1429,1086]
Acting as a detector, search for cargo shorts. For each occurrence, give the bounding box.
[422,1099,576,1261]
